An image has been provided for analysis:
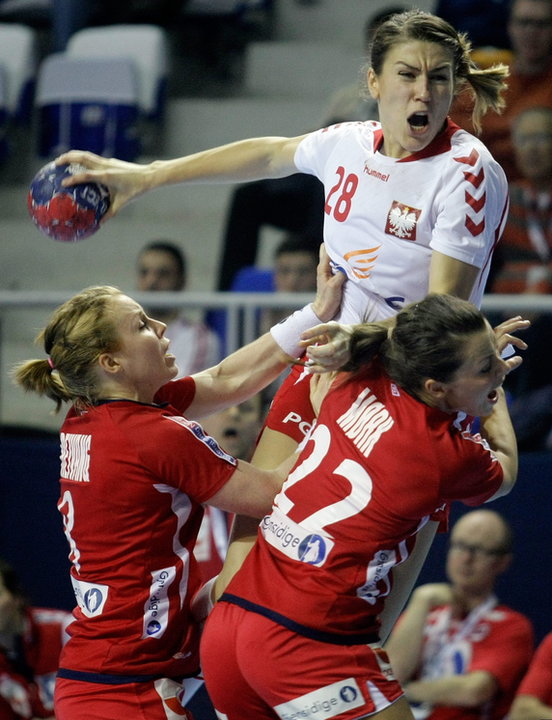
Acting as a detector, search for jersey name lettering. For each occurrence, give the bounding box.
[337,389,393,457]
[60,432,91,483]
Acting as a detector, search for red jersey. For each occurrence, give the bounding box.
[56,378,237,681]
[409,600,534,720]
[516,632,552,706]
[223,362,503,642]
[0,607,72,719]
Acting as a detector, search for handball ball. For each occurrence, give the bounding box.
[27,161,111,242]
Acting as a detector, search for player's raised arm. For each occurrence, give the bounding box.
[55,135,306,220]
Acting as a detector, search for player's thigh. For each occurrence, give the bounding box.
[204,603,406,720]
[55,676,192,720]
[201,603,277,720]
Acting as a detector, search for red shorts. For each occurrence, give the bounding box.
[200,601,405,720]
[55,675,197,720]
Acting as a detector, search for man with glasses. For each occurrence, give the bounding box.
[385,509,534,720]
[452,0,552,182]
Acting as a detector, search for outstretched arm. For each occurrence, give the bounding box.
[56,135,307,219]
[186,245,347,418]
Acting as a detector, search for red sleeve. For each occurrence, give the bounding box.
[264,363,316,443]
[135,411,237,504]
[440,430,504,506]
[154,376,196,413]
[516,633,552,704]
[470,609,534,693]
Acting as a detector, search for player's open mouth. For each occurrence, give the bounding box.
[223,428,238,438]
[487,389,498,402]
[408,112,429,131]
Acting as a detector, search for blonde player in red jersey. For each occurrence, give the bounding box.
[11,246,347,720]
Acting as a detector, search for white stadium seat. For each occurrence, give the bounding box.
[66,24,169,120]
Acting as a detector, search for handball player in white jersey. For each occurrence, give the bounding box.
[58,7,512,625]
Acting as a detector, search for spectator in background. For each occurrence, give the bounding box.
[491,106,552,296]
[509,632,552,719]
[136,240,222,375]
[259,233,319,333]
[0,556,72,719]
[386,510,534,720]
[451,0,552,181]
[215,5,407,291]
[488,106,552,452]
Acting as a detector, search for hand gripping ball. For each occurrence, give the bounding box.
[27,161,111,242]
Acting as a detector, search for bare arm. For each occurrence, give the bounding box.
[386,582,455,684]
[510,695,552,720]
[404,671,499,708]
[480,388,518,501]
[56,135,306,218]
[428,251,480,299]
[213,427,299,600]
[205,449,297,519]
[186,246,346,418]
[379,520,439,645]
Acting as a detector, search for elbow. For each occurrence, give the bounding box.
[488,472,517,502]
[462,675,498,708]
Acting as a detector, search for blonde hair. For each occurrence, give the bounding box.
[12,286,124,412]
[366,9,509,133]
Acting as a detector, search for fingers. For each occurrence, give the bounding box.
[299,324,353,368]
[494,316,531,337]
[494,316,531,353]
[504,355,523,374]
[55,150,105,185]
[502,334,528,352]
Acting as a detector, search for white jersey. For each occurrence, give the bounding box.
[295,119,509,322]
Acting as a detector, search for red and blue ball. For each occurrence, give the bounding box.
[27,161,111,242]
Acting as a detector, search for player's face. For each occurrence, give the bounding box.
[437,322,510,418]
[201,397,263,459]
[368,40,455,159]
[508,0,552,67]
[107,294,178,402]
[512,110,552,182]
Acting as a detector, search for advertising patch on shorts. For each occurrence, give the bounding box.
[274,678,365,719]
[260,507,334,567]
